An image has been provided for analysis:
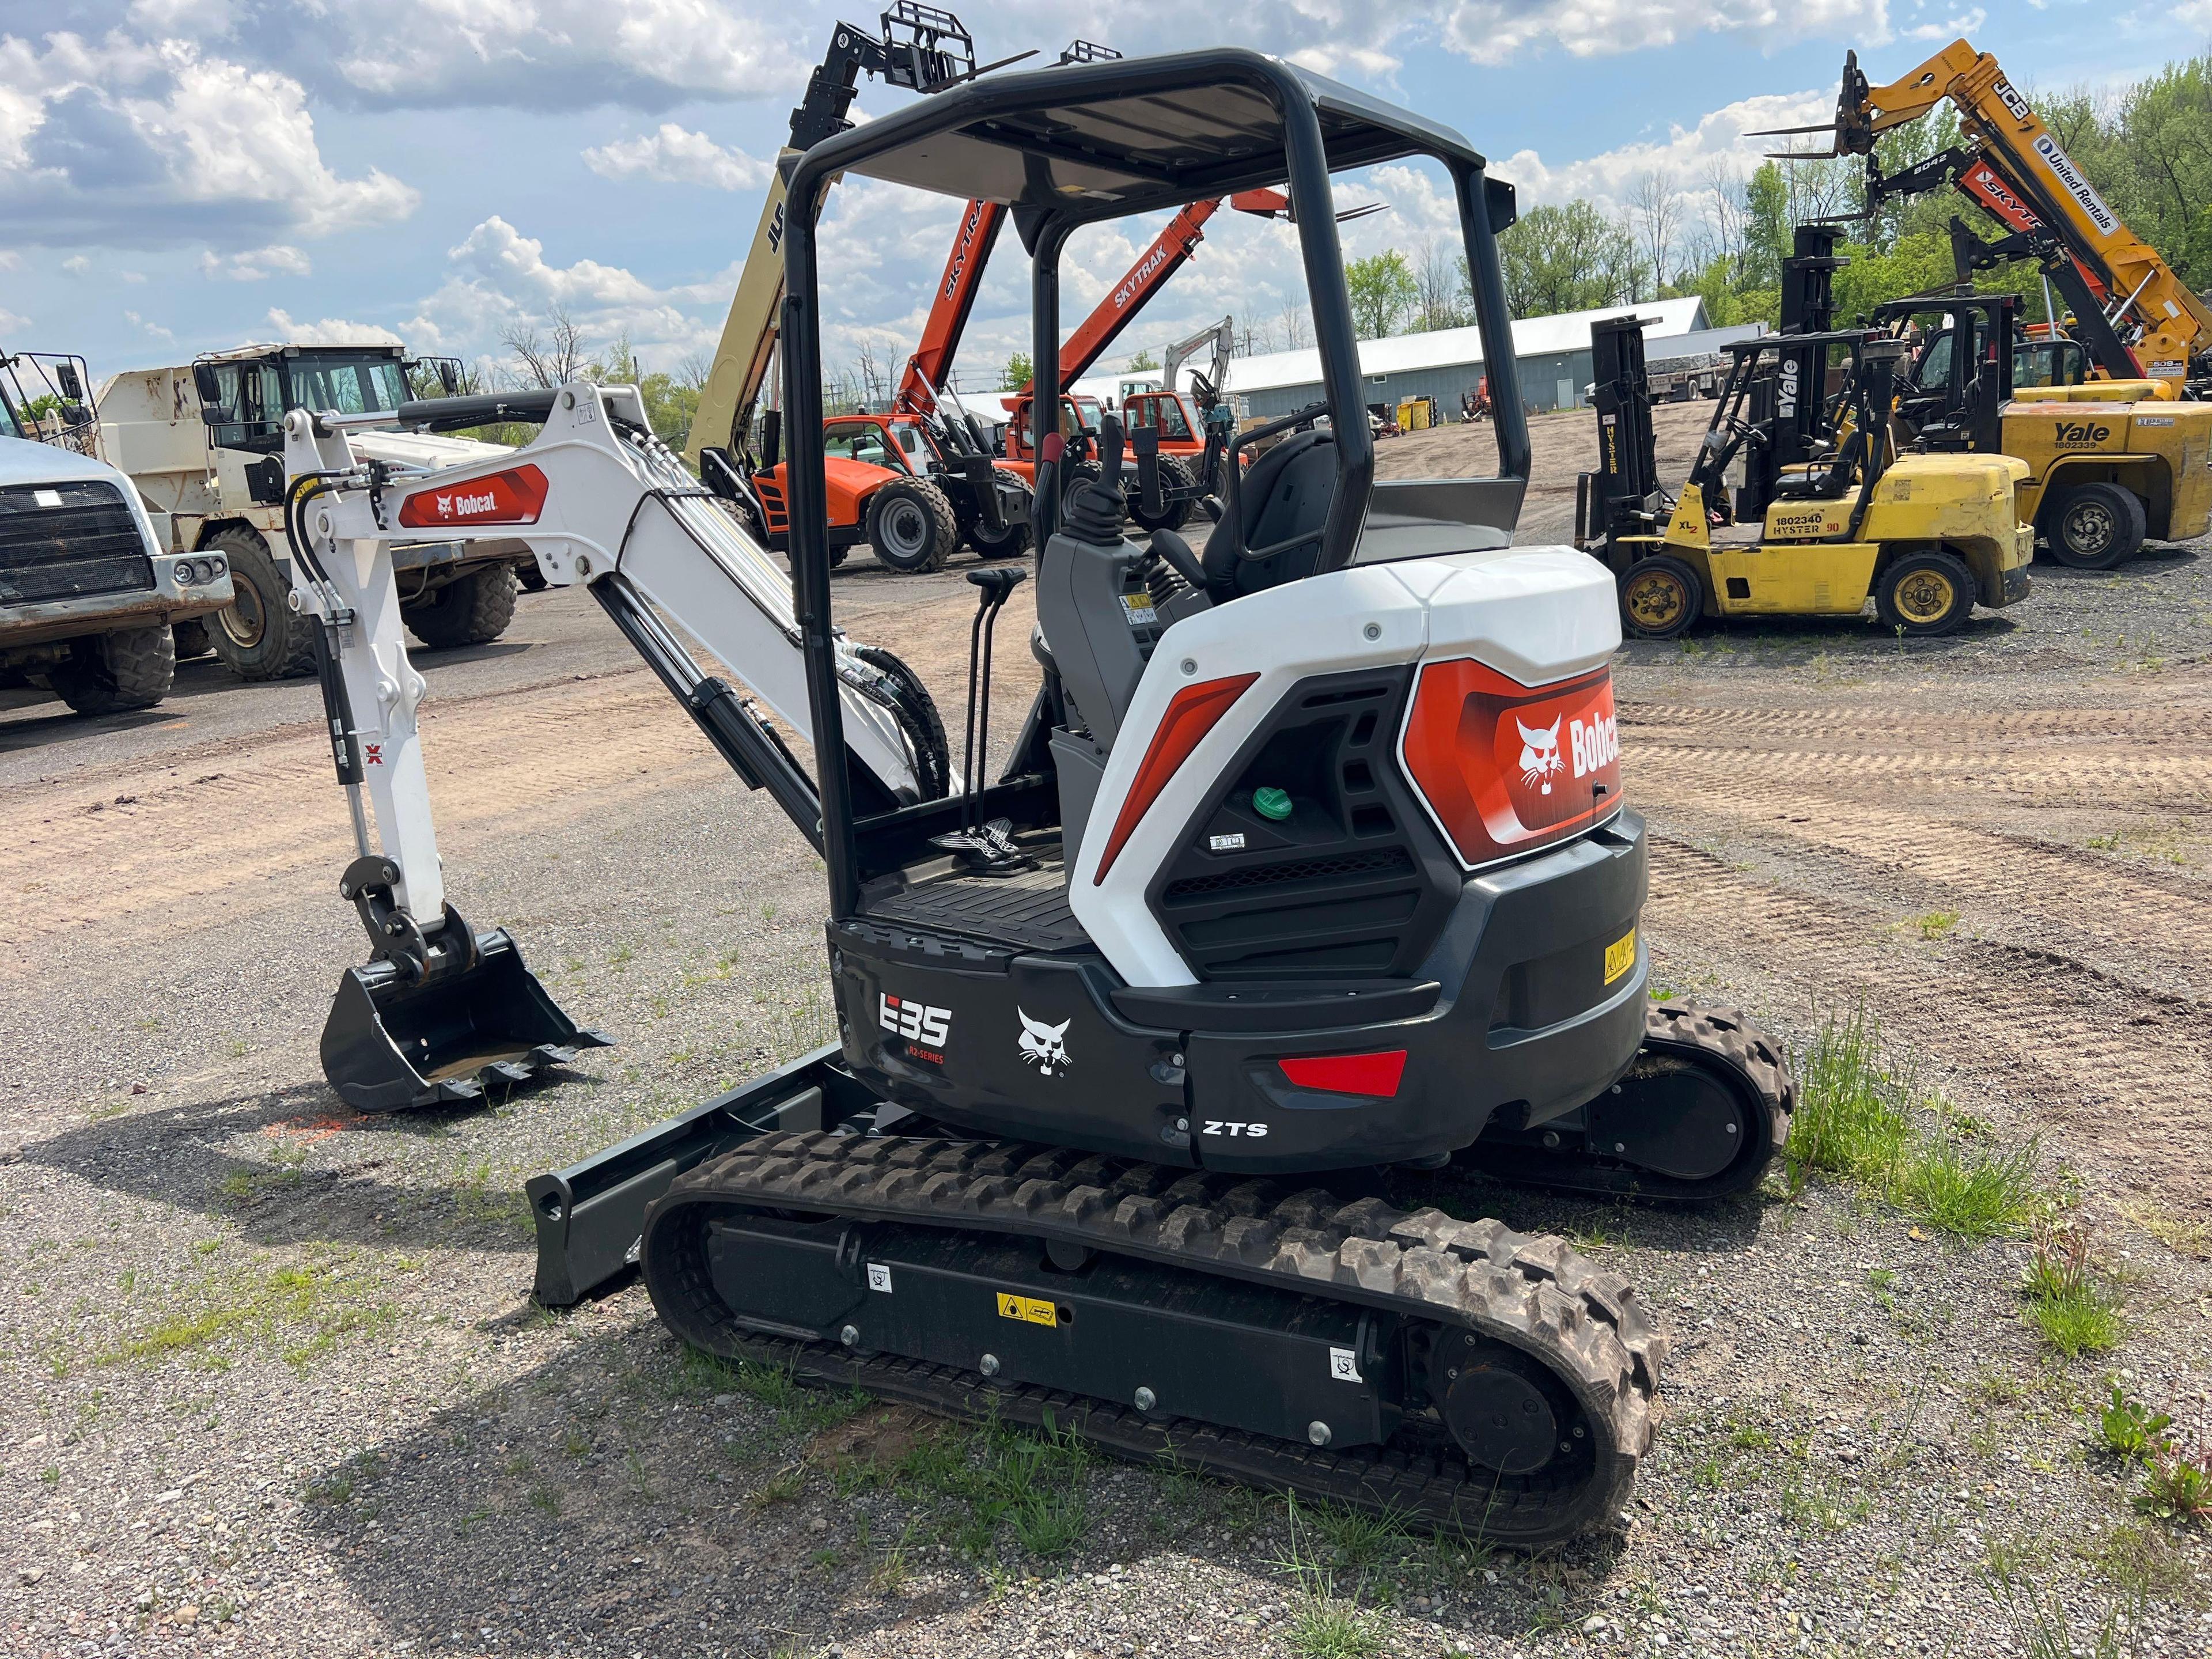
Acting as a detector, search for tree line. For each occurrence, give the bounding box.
[1320,52,2212,345]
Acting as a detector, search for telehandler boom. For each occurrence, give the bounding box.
[1767,39,2212,396]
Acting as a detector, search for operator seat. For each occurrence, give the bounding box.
[1200,427,1336,601]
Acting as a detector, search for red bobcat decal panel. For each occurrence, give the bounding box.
[397,464,548,528]
[1399,660,1621,867]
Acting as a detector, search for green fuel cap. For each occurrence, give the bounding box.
[1252,786,1293,821]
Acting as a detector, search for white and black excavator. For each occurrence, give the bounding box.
[278,48,1797,1543]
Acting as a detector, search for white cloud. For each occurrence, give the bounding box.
[582,124,771,191]
[264,308,406,346]
[61,253,90,274]
[199,243,311,281]
[0,306,28,332]
[123,309,175,343]
[325,0,805,108]
[1439,0,1889,65]
[0,33,418,249]
[1902,6,1984,41]
[1494,88,1832,212]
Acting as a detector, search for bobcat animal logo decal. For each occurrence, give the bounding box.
[1517,717,1564,796]
[1016,1010,1073,1078]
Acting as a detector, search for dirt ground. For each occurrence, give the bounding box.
[4,406,2210,1658]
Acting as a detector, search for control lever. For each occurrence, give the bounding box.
[932,565,1032,871]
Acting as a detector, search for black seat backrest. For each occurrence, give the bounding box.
[1200,428,1336,601]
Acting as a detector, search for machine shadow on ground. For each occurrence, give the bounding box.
[17,1082,572,1256]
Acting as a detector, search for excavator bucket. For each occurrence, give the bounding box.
[320,922,612,1114]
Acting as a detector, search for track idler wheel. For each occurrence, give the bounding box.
[1460,1001,1794,1202]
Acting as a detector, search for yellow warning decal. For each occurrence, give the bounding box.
[995,1292,1058,1327]
[1603,927,1637,986]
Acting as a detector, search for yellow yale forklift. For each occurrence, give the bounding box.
[1577,233,2033,638]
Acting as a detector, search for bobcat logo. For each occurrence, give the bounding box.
[1017,1010,1072,1078]
[1517,717,1564,796]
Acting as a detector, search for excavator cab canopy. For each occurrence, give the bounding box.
[779,47,1532,918]
[782,48,1529,571]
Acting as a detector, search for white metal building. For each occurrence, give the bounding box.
[1221,296,1712,420]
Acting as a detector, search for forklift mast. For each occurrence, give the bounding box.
[1576,314,1660,562]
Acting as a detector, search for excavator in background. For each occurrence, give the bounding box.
[1119,316,1240,532]
[1764,38,2212,397]
[279,49,1805,1542]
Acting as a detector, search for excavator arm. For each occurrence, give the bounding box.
[686,6,982,480]
[284,385,950,1111]
[1806,40,2212,393]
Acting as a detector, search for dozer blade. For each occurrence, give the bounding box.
[320,927,612,1113]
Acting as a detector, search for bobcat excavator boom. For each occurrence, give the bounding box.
[283,386,951,1112]
[1766,39,2212,395]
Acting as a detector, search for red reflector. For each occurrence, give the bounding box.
[1399,660,1621,867]
[1092,672,1259,882]
[397,463,549,529]
[1279,1050,1408,1097]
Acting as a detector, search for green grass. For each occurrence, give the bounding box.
[1787,1006,2043,1240]
[1274,1497,1391,1658]
[99,1258,394,1370]
[1913,910,1961,940]
[1895,1130,2043,1242]
[1284,1597,1385,1659]
[2020,1225,2125,1357]
[1785,1006,1914,1186]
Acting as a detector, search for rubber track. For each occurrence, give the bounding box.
[644,1133,1665,1545]
[1457,1001,1794,1202]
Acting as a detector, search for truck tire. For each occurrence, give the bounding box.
[1875,547,1975,636]
[1616,555,1702,639]
[405,563,521,650]
[2043,482,2146,570]
[865,478,958,574]
[1129,455,1196,532]
[171,617,212,660]
[206,527,315,681]
[50,623,176,715]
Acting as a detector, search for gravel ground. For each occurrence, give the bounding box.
[3,410,2210,1659]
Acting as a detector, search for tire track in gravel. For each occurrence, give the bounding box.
[1629,730,2212,998]
[1645,835,2212,1217]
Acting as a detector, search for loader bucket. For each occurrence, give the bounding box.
[320,927,612,1113]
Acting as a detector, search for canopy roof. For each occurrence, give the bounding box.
[806,49,1492,224]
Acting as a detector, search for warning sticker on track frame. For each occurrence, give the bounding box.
[996,1292,1059,1326]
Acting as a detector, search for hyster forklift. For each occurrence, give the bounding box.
[1579,230,2033,638]
[281,50,1798,1542]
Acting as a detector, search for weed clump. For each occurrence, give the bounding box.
[1786,1005,2041,1240]
[2020,1224,2125,1357]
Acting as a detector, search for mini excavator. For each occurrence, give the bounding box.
[283,48,1799,1543]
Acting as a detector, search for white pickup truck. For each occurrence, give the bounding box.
[1,353,233,716]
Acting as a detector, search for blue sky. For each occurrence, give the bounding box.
[0,0,2191,395]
